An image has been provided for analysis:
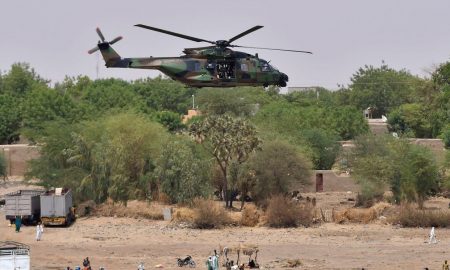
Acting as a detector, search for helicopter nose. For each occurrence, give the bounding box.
[278,72,289,87]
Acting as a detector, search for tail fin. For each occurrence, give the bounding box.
[88,28,125,67]
[98,43,122,67]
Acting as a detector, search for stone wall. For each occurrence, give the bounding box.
[296,170,360,193]
[0,145,40,177]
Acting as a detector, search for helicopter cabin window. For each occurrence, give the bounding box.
[240,63,248,72]
[194,62,201,72]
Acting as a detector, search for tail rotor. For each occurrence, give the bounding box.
[88,27,123,54]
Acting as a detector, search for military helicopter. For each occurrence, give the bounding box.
[88,24,312,88]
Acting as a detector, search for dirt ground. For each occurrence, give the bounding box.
[2,180,450,269]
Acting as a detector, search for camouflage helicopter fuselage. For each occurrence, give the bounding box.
[98,42,289,88]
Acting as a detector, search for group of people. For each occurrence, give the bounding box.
[10,215,44,241]
[206,250,254,270]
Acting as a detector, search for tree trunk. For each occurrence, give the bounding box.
[418,196,424,209]
[223,169,229,208]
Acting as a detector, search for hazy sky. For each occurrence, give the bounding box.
[1,0,450,89]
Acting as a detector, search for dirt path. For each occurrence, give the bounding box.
[1,214,449,270]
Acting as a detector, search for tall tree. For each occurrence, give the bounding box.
[155,140,211,204]
[249,140,312,204]
[189,114,261,207]
[346,64,420,117]
[0,94,21,143]
[1,63,48,97]
[351,134,439,208]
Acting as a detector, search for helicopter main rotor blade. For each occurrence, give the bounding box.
[228,25,263,44]
[135,24,215,44]
[232,45,313,54]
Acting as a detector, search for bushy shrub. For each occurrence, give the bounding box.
[93,200,164,220]
[394,205,450,227]
[192,198,230,229]
[240,204,260,227]
[442,126,450,149]
[265,195,313,228]
[250,141,312,204]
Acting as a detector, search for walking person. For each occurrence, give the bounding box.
[36,222,44,241]
[15,216,22,232]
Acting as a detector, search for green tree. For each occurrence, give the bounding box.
[285,87,336,107]
[0,94,21,143]
[347,64,420,117]
[132,76,193,114]
[0,63,48,97]
[300,129,341,170]
[196,87,273,117]
[327,106,369,140]
[21,85,83,140]
[442,125,450,149]
[155,140,211,204]
[432,61,450,90]
[249,140,312,204]
[189,114,261,208]
[388,103,432,138]
[28,112,167,204]
[81,78,148,114]
[351,135,439,208]
[154,111,185,132]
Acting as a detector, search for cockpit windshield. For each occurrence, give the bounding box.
[261,61,271,72]
[261,61,278,72]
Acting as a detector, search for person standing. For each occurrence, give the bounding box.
[443,260,449,270]
[206,256,213,270]
[212,250,219,270]
[15,216,22,232]
[36,222,44,241]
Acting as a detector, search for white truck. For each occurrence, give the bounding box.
[4,190,44,225]
[0,241,30,270]
[40,188,75,226]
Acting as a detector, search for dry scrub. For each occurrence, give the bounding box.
[93,199,164,220]
[172,207,196,223]
[240,204,260,227]
[333,202,390,223]
[265,195,314,228]
[191,198,231,229]
[393,205,450,227]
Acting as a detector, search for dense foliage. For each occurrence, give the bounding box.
[351,135,440,207]
[155,140,211,204]
[0,60,447,207]
[249,141,312,204]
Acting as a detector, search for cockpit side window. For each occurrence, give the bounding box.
[261,62,271,72]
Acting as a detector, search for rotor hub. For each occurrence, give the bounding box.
[215,40,229,47]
